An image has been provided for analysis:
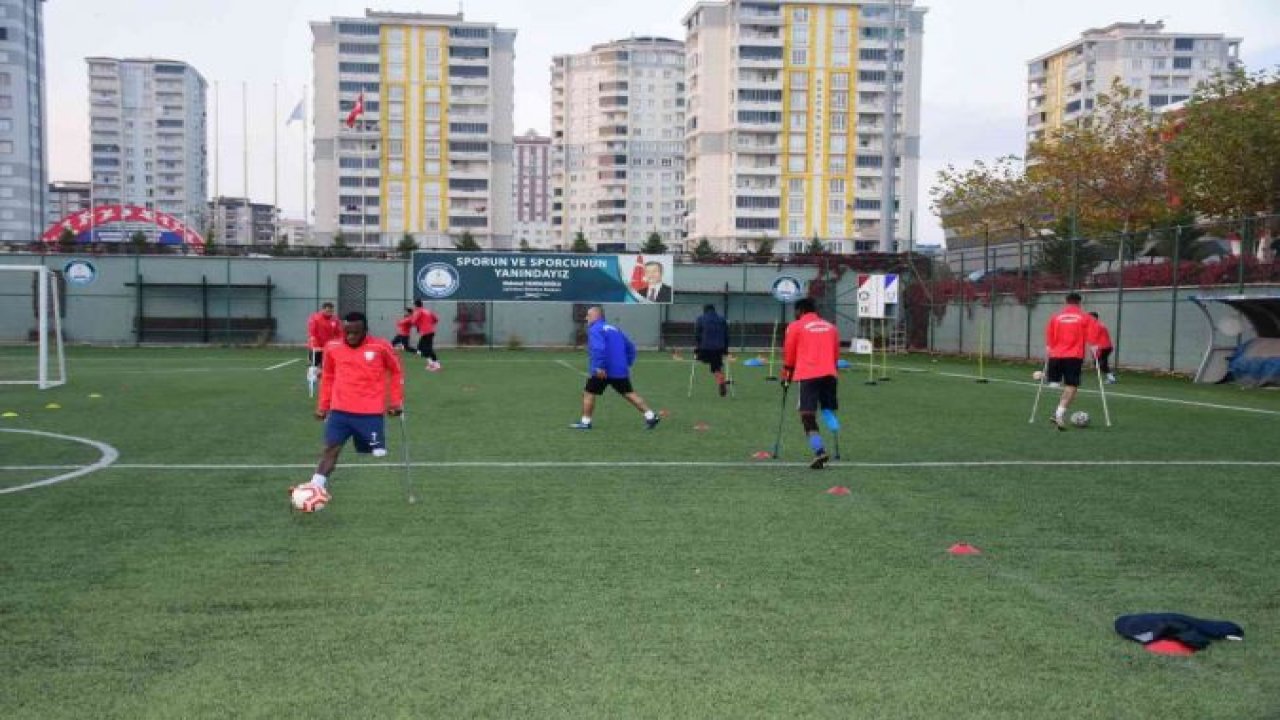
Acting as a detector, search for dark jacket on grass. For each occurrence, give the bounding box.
[1114,613,1243,650]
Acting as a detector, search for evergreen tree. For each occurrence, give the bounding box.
[571,230,592,253]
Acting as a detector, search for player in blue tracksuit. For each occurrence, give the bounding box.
[695,304,731,396]
[570,306,661,430]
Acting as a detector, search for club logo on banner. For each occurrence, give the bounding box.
[413,252,675,304]
[857,274,898,319]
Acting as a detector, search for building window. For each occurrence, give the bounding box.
[1174,38,1195,51]
[1173,56,1193,70]
[0,140,12,154]
[790,48,807,66]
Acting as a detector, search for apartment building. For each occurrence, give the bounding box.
[86,58,208,234]
[683,0,925,254]
[513,130,553,248]
[0,0,47,243]
[208,196,278,245]
[47,180,90,229]
[551,36,686,250]
[1026,21,1242,146]
[311,10,516,248]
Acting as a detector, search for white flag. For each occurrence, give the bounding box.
[287,99,304,125]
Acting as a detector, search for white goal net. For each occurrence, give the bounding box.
[0,264,67,389]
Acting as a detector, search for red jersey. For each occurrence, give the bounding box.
[308,311,342,351]
[1088,320,1113,350]
[317,336,404,415]
[412,307,439,335]
[394,316,413,336]
[1046,305,1097,360]
[782,312,840,381]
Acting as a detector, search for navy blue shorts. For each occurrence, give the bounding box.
[324,410,386,454]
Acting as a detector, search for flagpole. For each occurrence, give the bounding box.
[360,113,367,247]
[242,80,249,244]
[213,80,219,205]
[302,84,309,245]
[273,81,279,248]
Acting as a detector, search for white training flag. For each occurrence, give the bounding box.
[853,338,875,355]
[287,99,305,125]
[857,274,887,319]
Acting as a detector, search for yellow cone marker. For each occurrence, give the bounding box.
[89,393,102,399]
[45,403,61,410]
[2,411,17,418]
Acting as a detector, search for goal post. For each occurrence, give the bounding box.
[0,264,67,389]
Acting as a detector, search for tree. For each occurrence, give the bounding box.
[453,231,481,251]
[752,236,775,261]
[570,230,591,253]
[518,238,532,252]
[1034,232,1103,286]
[1030,80,1175,239]
[397,233,418,257]
[641,231,667,254]
[932,155,1051,277]
[1167,68,1280,219]
[691,237,716,261]
[804,235,825,255]
[331,233,352,258]
[57,227,77,253]
[129,231,148,253]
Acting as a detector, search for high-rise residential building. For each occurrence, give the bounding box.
[683,0,925,255]
[311,10,516,249]
[208,196,278,245]
[47,181,90,228]
[513,129,553,248]
[1026,21,1242,146]
[87,58,208,236]
[0,0,48,243]
[551,37,686,251]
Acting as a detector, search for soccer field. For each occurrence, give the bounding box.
[2,347,1278,719]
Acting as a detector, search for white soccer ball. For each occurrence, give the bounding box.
[1032,370,1044,381]
[1070,411,1091,428]
[291,484,329,513]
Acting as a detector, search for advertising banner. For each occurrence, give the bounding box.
[413,252,675,304]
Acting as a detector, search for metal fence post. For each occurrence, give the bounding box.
[1169,226,1181,372]
[1114,232,1126,368]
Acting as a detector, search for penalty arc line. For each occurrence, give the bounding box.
[0,429,119,495]
[555,359,588,378]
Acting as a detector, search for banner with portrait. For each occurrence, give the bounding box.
[412,252,675,304]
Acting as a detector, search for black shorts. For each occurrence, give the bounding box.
[696,349,725,373]
[798,376,839,413]
[391,334,411,349]
[1046,358,1083,387]
[584,375,634,396]
[310,350,323,367]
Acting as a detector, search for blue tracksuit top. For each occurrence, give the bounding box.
[587,318,636,378]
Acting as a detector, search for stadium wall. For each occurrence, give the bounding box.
[0,255,859,350]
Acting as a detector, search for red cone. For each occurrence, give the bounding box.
[693,422,710,431]
[1145,639,1196,656]
[826,486,851,496]
[752,451,772,460]
[947,543,981,556]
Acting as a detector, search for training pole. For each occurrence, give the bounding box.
[770,383,791,459]
[865,327,878,386]
[879,317,891,381]
[397,412,419,504]
[1028,356,1050,423]
[686,353,697,398]
[764,318,779,381]
[307,349,317,397]
[976,319,989,383]
[1093,348,1113,427]
[726,355,736,398]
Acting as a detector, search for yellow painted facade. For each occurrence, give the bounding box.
[379,24,450,235]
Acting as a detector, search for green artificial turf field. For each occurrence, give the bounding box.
[2,347,1278,718]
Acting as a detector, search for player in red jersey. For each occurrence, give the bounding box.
[391,307,414,352]
[782,297,841,469]
[1044,293,1098,430]
[293,311,404,505]
[411,299,442,371]
[1088,312,1116,384]
[306,302,342,385]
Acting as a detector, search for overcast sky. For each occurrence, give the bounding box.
[44,0,1280,245]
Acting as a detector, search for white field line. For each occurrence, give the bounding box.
[264,358,301,371]
[0,429,119,494]
[928,370,1280,417]
[5,459,1280,473]
[555,359,588,377]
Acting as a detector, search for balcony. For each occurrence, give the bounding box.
[738,8,782,25]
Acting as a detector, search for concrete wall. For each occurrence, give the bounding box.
[0,254,858,349]
[928,285,1280,374]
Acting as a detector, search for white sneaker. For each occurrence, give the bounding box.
[1106,374,1117,384]
[372,448,388,458]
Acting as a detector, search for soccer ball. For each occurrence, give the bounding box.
[1070,411,1091,428]
[291,484,329,513]
[1032,370,1044,381]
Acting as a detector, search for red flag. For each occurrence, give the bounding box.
[345,92,365,129]
[630,255,647,292]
